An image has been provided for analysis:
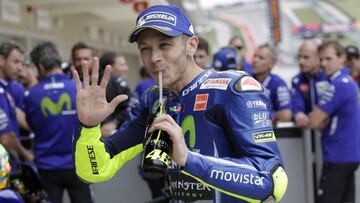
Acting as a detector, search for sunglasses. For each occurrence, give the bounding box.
[235,46,243,50]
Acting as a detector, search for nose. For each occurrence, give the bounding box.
[151,48,162,64]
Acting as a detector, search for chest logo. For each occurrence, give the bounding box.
[200,78,231,90]
[193,94,208,111]
[41,93,72,117]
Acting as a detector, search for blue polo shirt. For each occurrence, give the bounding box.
[0,80,25,109]
[24,73,77,170]
[0,86,16,135]
[260,73,292,114]
[291,71,329,114]
[317,71,360,163]
[0,81,19,137]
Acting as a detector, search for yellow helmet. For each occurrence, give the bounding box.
[0,144,11,189]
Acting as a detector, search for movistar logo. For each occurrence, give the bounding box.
[41,93,72,117]
[181,115,196,149]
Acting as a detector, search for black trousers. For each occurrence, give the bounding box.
[317,162,359,203]
[38,169,93,203]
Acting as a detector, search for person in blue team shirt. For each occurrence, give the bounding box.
[24,42,93,203]
[194,37,210,69]
[252,43,292,122]
[72,5,288,203]
[228,35,252,74]
[308,40,360,203]
[291,40,329,128]
[0,47,32,164]
[212,47,238,71]
[0,42,30,137]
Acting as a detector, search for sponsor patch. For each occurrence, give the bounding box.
[252,112,272,128]
[194,94,208,111]
[246,100,267,109]
[200,78,231,90]
[300,83,309,93]
[234,76,263,92]
[87,145,99,175]
[182,71,212,96]
[252,131,276,143]
[137,11,176,27]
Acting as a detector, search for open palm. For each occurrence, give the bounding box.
[72,57,128,127]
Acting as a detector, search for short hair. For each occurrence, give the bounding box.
[99,51,119,71]
[0,42,24,59]
[318,40,345,57]
[257,43,278,62]
[197,37,209,55]
[30,41,62,70]
[71,42,94,59]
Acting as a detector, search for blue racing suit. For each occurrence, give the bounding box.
[73,70,288,203]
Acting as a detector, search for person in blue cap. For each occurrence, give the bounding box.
[308,40,360,203]
[72,4,288,203]
[212,47,238,71]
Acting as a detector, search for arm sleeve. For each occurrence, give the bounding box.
[317,82,346,115]
[73,101,148,183]
[273,80,292,111]
[181,86,287,202]
[0,93,14,135]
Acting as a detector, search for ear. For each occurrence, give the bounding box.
[186,36,199,57]
[39,64,46,77]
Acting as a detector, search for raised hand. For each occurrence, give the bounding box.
[72,57,128,127]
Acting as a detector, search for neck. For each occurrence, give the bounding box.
[41,66,63,79]
[45,67,63,75]
[171,61,204,96]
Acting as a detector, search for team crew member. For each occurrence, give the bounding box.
[73,5,288,203]
[194,37,210,69]
[228,35,252,74]
[25,42,93,203]
[0,42,29,136]
[212,47,239,71]
[99,52,133,137]
[252,43,292,122]
[308,40,360,203]
[291,40,329,127]
[0,83,32,163]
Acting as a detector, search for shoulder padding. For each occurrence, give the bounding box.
[233,75,264,93]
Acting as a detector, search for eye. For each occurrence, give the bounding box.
[139,47,151,54]
[159,43,172,49]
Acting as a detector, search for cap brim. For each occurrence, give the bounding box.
[128,25,183,43]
